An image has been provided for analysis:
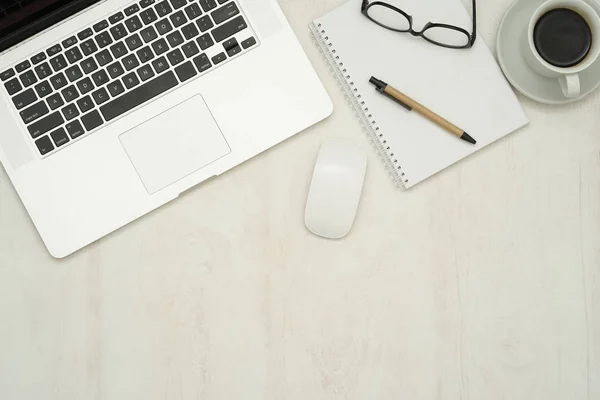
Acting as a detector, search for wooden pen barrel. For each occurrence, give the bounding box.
[384,86,464,138]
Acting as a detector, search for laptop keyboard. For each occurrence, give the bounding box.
[0,0,258,157]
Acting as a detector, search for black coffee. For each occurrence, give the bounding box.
[533,8,592,68]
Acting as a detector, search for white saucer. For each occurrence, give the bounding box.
[497,0,600,105]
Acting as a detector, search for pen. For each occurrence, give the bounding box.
[369,76,477,145]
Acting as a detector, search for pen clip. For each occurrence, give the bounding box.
[376,86,412,111]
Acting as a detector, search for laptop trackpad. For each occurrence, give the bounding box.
[120,95,231,194]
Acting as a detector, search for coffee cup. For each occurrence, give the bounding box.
[521,0,600,98]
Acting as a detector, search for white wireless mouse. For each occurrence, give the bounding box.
[305,138,367,239]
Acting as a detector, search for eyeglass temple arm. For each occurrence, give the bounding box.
[471,0,477,45]
[361,0,369,12]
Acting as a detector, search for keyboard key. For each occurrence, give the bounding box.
[199,0,217,12]
[170,10,187,28]
[96,49,113,67]
[140,0,156,8]
[170,0,187,9]
[65,47,83,63]
[101,71,177,121]
[125,16,143,33]
[140,8,158,24]
[50,72,67,90]
[35,80,53,97]
[151,56,169,73]
[174,61,197,82]
[156,18,173,35]
[96,31,113,48]
[223,38,241,57]
[107,80,125,97]
[93,20,109,32]
[222,37,237,50]
[141,26,158,43]
[77,77,94,95]
[80,39,99,56]
[92,87,110,105]
[4,78,22,95]
[13,88,37,109]
[20,101,49,125]
[122,54,140,71]
[155,0,172,17]
[20,70,38,87]
[16,60,31,73]
[212,2,239,25]
[182,41,199,58]
[61,85,79,102]
[91,70,109,86]
[211,52,226,65]
[109,12,124,24]
[47,93,64,110]
[110,23,128,41]
[65,65,83,82]
[66,120,85,139]
[28,111,63,138]
[166,30,184,47]
[151,38,169,55]
[136,46,155,63]
[78,28,94,40]
[34,62,52,79]
[62,103,80,120]
[81,57,99,74]
[47,44,62,56]
[196,15,214,32]
[122,72,140,89]
[182,23,200,40]
[185,3,202,20]
[192,53,212,72]
[1,68,15,81]
[110,42,128,59]
[77,95,94,113]
[50,127,69,147]
[81,110,103,131]
[125,34,143,51]
[241,37,256,49]
[35,135,54,155]
[125,4,140,16]
[107,61,125,79]
[212,16,247,42]
[137,64,155,81]
[62,36,78,48]
[31,53,47,65]
[167,48,184,66]
[50,54,68,71]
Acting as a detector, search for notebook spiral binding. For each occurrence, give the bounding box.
[310,22,408,188]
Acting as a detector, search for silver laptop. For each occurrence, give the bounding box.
[0,0,332,258]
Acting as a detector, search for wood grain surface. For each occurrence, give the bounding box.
[0,0,599,399]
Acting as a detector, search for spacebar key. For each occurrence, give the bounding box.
[100,71,178,122]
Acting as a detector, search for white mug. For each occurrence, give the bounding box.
[521,0,600,98]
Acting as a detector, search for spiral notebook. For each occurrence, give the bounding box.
[310,0,529,189]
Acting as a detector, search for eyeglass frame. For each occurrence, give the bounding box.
[360,0,477,49]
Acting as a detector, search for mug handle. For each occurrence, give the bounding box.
[559,74,581,98]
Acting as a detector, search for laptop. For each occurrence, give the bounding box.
[0,0,333,258]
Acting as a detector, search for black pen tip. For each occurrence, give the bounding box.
[461,132,477,145]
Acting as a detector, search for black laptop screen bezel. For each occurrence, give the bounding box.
[0,0,103,54]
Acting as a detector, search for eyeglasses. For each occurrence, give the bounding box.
[361,0,477,49]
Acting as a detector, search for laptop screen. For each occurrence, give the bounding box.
[0,0,102,53]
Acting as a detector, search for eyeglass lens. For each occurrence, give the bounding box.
[366,4,470,47]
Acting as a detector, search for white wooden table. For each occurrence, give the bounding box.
[1,0,599,399]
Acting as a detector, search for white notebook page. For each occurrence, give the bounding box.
[314,0,529,188]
